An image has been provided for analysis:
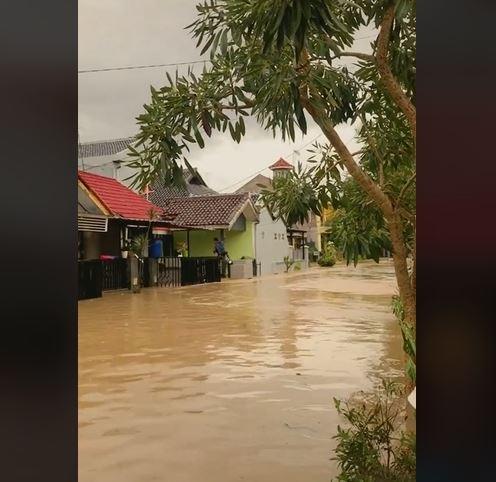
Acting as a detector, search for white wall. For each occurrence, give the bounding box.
[78,152,136,187]
[255,208,290,276]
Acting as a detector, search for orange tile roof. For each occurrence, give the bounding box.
[269,157,293,170]
[78,171,163,221]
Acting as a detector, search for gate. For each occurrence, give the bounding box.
[78,260,102,300]
[101,258,129,291]
[181,257,221,286]
[157,257,182,287]
[252,259,261,277]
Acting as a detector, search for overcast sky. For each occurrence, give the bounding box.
[79,0,375,192]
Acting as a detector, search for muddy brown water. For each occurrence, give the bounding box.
[79,260,403,482]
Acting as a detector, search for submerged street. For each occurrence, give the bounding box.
[79,261,403,482]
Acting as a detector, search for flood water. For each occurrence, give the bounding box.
[79,260,403,482]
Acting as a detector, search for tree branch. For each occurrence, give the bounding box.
[398,206,415,224]
[396,172,416,207]
[298,49,392,221]
[360,116,385,188]
[219,103,254,111]
[310,51,374,64]
[301,97,394,218]
[376,5,416,142]
[335,51,375,62]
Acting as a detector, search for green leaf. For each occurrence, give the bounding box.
[200,33,215,55]
[220,29,229,55]
[239,116,246,136]
[191,117,205,148]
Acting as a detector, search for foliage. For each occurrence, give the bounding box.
[307,240,318,256]
[176,241,189,257]
[333,380,416,481]
[392,296,416,384]
[131,234,149,258]
[293,261,302,271]
[128,0,415,192]
[318,242,337,267]
[283,255,294,272]
[129,0,417,326]
[261,162,329,226]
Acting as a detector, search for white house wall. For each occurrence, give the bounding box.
[79,152,136,187]
[255,208,290,276]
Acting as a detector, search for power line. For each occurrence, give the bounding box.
[78,34,376,74]
[218,133,324,193]
[78,59,209,74]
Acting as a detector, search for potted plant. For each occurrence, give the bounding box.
[131,233,149,259]
[121,240,130,259]
[176,241,188,257]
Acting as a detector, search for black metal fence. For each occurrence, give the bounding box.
[101,258,129,291]
[157,257,182,287]
[181,257,221,286]
[78,260,102,300]
[79,256,221,300]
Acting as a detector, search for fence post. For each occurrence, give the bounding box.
[129,255,141,293]
[148,258,158,287]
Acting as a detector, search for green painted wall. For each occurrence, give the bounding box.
[173,222,255,259]
[224,223,255,259]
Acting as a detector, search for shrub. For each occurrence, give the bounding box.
[318,243,337,267]
[333,380,416,481]
[283,256,295,273]
[293,262,301,271]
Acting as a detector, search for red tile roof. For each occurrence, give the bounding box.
[269,157,293,170]
[78,171,164,221]
[161,193,255,229]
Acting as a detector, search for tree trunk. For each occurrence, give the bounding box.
[302,96,416,326]
[388,213,416,326]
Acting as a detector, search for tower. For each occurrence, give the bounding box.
[268,157,293,180]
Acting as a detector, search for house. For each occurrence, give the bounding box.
[235,174,290,275]
[78,137,136,185]
[234,157,315,274]
[267,157,321,253]
[78,183,110,259]
[78,171,171,260]
[146,166,218,199]
[150,181,259,263]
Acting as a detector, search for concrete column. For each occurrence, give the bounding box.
[148,258,158,287]
[129,255,141,293]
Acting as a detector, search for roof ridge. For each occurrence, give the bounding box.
[78,170,121,181]
[167,192,248,200]
[80,136,136,145]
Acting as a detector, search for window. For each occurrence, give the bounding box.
[274,233,277,240]
[261,231,265,239]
